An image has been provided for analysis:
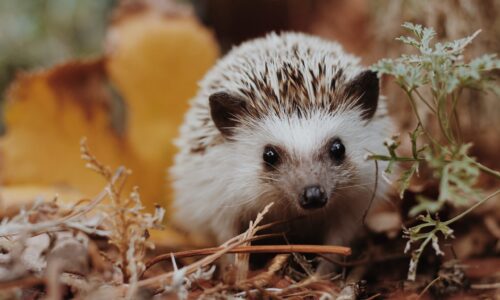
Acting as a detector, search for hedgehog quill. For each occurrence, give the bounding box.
[171,32,395,271]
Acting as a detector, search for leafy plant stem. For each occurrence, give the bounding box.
[419,276,442,298]
[408,228,435,281]
[368,154,421,162]
[371,22,500,280]
[404,88,439,146]
[414,88,437,114]
[437,95,455,145]
[469,159,500,180]
[450,89,463,143]
[444,189,500,226]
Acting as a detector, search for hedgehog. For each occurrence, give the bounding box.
[170,32,394,271]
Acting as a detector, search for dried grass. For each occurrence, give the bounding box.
[0,140,353,299]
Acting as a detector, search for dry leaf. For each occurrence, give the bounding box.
[106,1,219,205]
[0,185,83,219]
[0,59,136,202]
[0,1,219,217]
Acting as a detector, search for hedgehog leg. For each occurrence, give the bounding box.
[316,227,353,275]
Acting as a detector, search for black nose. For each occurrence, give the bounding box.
[300,185,327,209]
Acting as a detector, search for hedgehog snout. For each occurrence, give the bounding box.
[299,185,327,209]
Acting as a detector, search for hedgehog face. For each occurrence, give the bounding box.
[207,68,381,214]
[205,106,378,215]
[243,110,366,212]
[260,138,345,210]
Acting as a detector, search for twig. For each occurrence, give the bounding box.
[362,159,379,226]
[146,244,351,270]
[0,276,44,290]
[239,254,290,288]
[365,293,382,300]
[234,287,284,299]
[0,167,125,237]
[273,275,328,297]
[134,203,278,291]
[469,159,500,180]
[404,88,438,145]
[414,88,437,114]
[59,273,89,291]
[444,189,500,226]
[45,260,63,300]
[470,282,500,289]
[235,203,274,282]
[201,254,290,297]
[418,276,442,298]
[135,232,254,290]
[142,232,285,276]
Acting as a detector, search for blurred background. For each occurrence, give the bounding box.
[0,2,498,297]
[1,0,499,128]
[0,0,355,105]
[0,1,115,108]
[0,0,498,214]
[2,0,499,94]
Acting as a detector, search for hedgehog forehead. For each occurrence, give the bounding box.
[202,32,363,117]
[249,110,362,158]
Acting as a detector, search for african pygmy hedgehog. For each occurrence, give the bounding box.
[170,32,394,270]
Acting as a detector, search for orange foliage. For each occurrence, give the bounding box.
[0,2,219,216]
[106,4,219,205]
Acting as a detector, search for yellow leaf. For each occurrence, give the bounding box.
[0,185,84,219]
[0,2,219,218]
[106,3,219,207]
[0,59,135,198]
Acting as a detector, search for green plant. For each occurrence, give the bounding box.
[370,22,500,281]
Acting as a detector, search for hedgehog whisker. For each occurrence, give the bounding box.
[222,189,268,208]
[257,176,280,182]
[263,163,281,173]
[336,182,376,190]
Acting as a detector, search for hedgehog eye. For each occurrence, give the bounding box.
[263,145,280,167]
[329,138,345,161]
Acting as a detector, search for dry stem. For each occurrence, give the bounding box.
[146,244,351,269]
[132,203,277,292]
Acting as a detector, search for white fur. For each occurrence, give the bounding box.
[170,33,395,249]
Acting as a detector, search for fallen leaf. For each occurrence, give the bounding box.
[0,59,136,201]
[0,1,219,218]
[0,185,83,219]
[106,0,219,206]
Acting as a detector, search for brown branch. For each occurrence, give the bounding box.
[274,275,327,297]
[136,232,253,290]
[145,244,351,270]
[240,253,290,288]
[133,204,350,293]
[141,232,284,277]
[0,276,44,291]
[470,282,500,290]
[200,254,291,297]
[0,167,125,238]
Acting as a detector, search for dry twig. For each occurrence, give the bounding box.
[146,244,350,269]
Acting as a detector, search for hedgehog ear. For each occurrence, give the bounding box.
[344,70,379,120]
[209,92,247,137]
